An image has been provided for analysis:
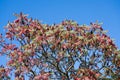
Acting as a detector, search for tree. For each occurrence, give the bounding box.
[0,13,120,80]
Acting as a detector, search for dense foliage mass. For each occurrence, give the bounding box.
[0,13,120,80]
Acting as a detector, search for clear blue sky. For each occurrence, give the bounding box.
[0,0,120,47]
[0,0,120,66]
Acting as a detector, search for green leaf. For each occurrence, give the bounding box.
[78,36,83,39]
[102,30,108,34]
[117,53,120,58]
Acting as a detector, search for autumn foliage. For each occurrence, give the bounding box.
[0,13,120,80]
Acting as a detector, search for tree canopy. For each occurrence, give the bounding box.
[0,13,120,80]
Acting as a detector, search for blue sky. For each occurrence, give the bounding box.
[0,0,120,68]
[0,0,120,48]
